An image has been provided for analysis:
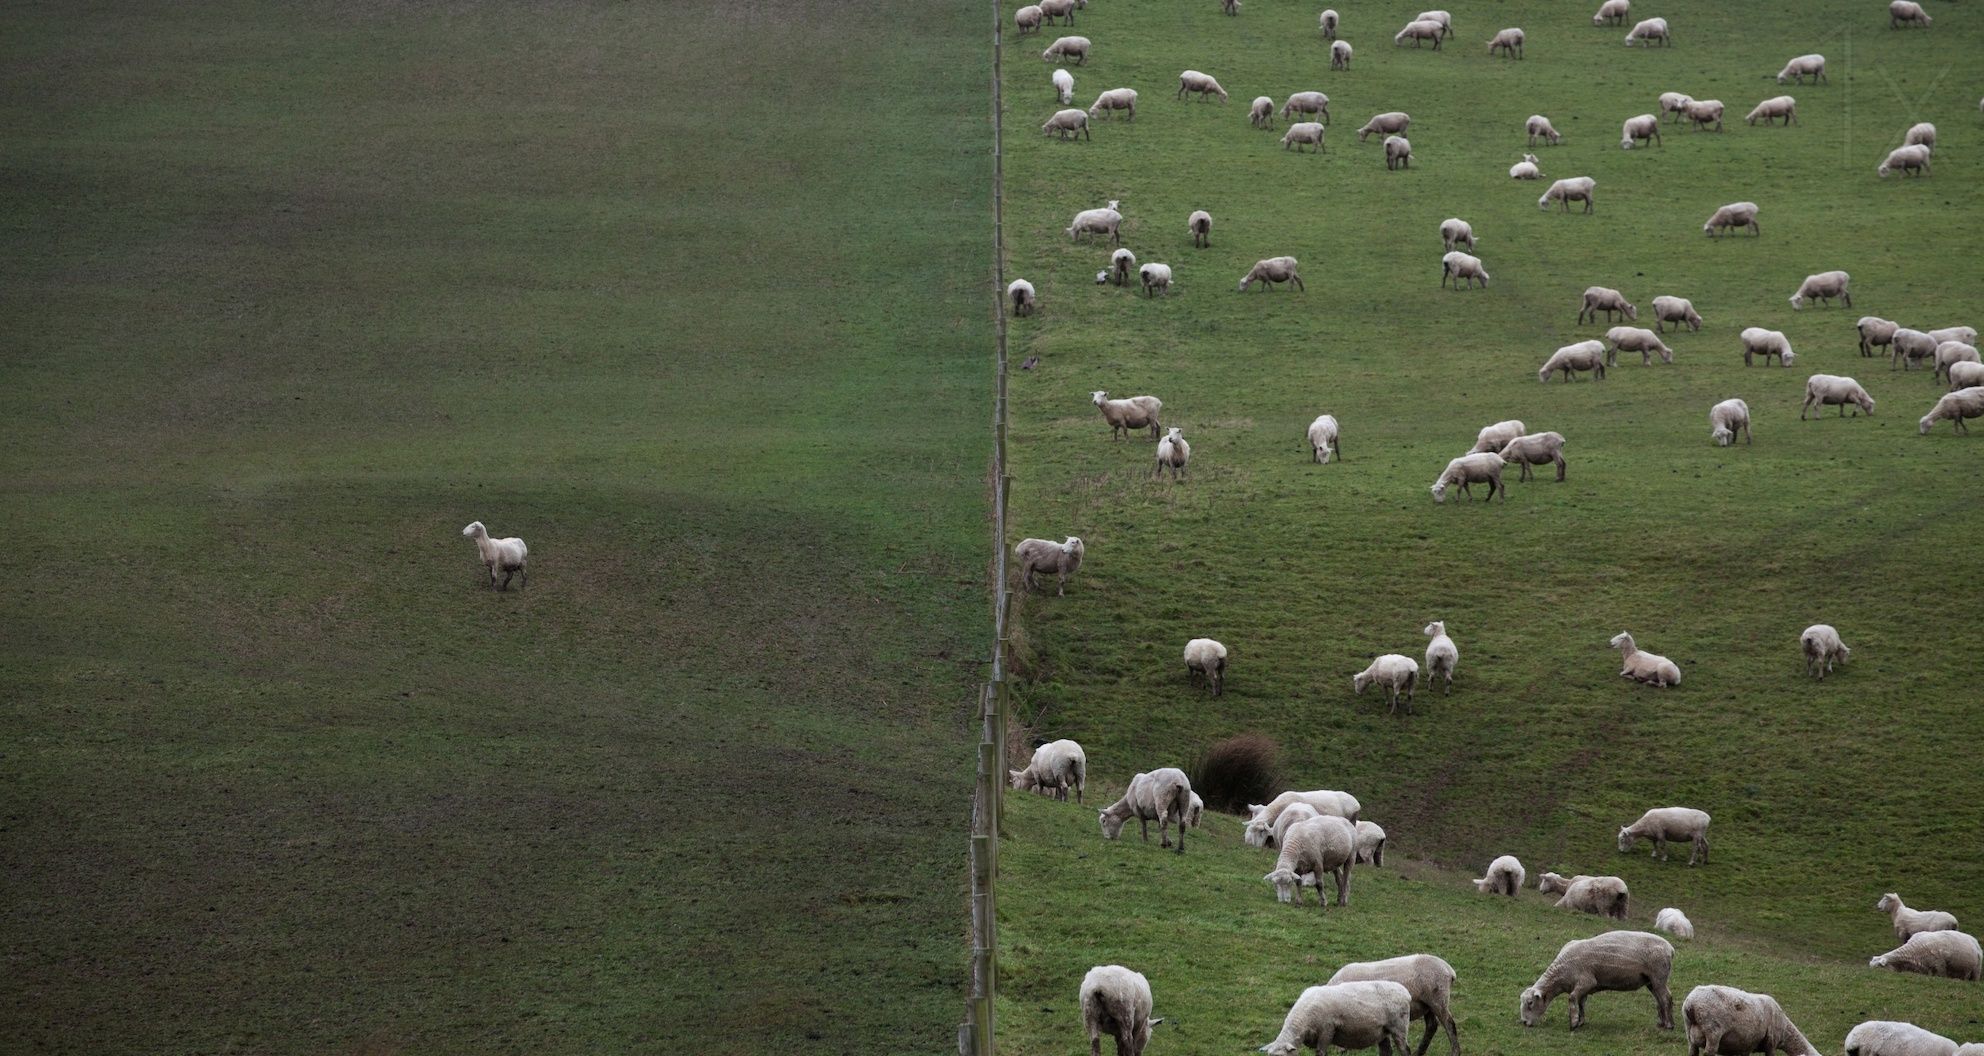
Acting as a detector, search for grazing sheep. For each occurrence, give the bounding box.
[1332,40,1353,70]
[1890,1,1932,28]
[1741,328,1796,367]
[1038,0,1080,25]
[1473,855,1526,895]
[1540,340,1608,382]
[1416,10,1453,37]
[1098,767,1195,852]
[1053,66,1073,101]
[1683,986,1817,1056]
[1802,375,1875,419]
[1488,28,1525,59]
[1320,9,1339,39]
[1498,432,1568,482]
[1188,209,1211,247]
[1890,328,1939,370]
[1440,218,1476,251]
[1239,256,1305,291]
[1660,91,1696,122]
[1948,361,1984,390]
[1431,453,1507,502]
[1395,19,1445,49]
[1251,95,1277,128]
[1138,262,1173,298]
[1087,87,1137,121]
[1800,624,1850,679]
[1260,982,1413,1056]
[1905,122,1936,149]
[1328,956,1457,1056]
[461,521,528,590]
[1354,654,1422,714]
[1709,398,1752,447]
[1269,802,1322,848]
[1929,325,1980,346]
[1686,99,1724,131]
[1934,342,1979,382]
[1015,535,1086,594]
[1009,278,1037,316]
[1471,419,1527,454]
[1846,1022,1959,1056]
[1607,326,1673,365]
[1790,270,1851,309]
[1385,135,1413,170]
[1621,113,1663,149]
[1016,4,1044,34]
[1920,386,1984,434]
[1747,96,1797,126]
[1557,876,1632,919]
[1527,115,1563,146]
[1520,931,1674,1030]
[1110,247,1136,286]
[1870,931,1983,981]
[1042,35,1090,64]
[1307,413,1342,463]
[1441,251,1489,289]
[1081,965,1157,1056]
[1619,807,1711,864]
[1281,121,1327,153]
[1654,295,1702,332]
[1778,54,1827,84]
[1705,201,1760,236]
[1265,815,1357,906]
[1579,287,1637,324]
[1354,821,1387,866]
[1539,176,1597,213]
[1656,908,1696,939]
[1536,872,1588,896]
[1177,70,1228,103]
[1611,632,1681,686]
[1066,200,1123,243]
[1625,17,1671,46]
[1153,426,1189,478]
[1879,144,1932,178]
[1358,111,1411,140]
[1092,391,1163,440]
[1011,739,1088,802]
[1594,0,1631,27]
[1183,636,1226,694]
[1858,316,1900,356]
[1510,154,1543,180]
[1282,91,1331,125]
[1245,790,1363,846]
[1423,620,1458,693]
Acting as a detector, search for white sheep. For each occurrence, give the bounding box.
[1385,135,1413,170]
[1354,821,1387,866]
[1704,202,1760,236]
[1354,654,1421,713]
[1660,91,1696,122]
[1239,256,1305,291]
[1472,854,1525,895]
[1846,1022,1959,1056]
[1261,981,1412,1056]
[1395,19,1444,49]
[1539,176,1596,213]
[1328,956,1458,1056]
[1905,122,1936,149]
[1789,270,1851,309]
[1015,535,1086,594]
[1110,247,1137,286]
[1307,414,1342,463]
[1487,28,1525,59]
[1536,872,1588,895]
[1858,316,1901,356]
[1619,807,1711,864]
[1510,154,1542,180]
[1092,392,1161,439]
[1011,738,1088,801]
[1281,121,1327,153]
[1557,875,1631,918]
[1016,4,1044,34]
[1498,432,1568,482]
[1683,985,1818,1056]
[1520,931,1675,1030]
[1081,965,1157,1056]
[1746,96,1797,126]
[1607,326,1673,365]
[1265,814,1357,906]
[1153,426,1189,478]
[1183,636,1226,694]
[1431,453,1507,502]
[1441,251,1488,289]
[1269,802,1322,848]
[1869,931,1982,981]
[1526,115,1562,147]
[1777,54,1827,84]
[1654,295,1702,332]
[1579,287,1636,324]
[1948,361,1984,390]
[1042,35,1090,64]
[1067,200,1123,243]
[1620,113,1662,150]
[1709,398,1752,447]
[1890,328,1939,371]
[1423,620,1458,693]
[1098,767,1195,852]
[1087,87,1137,121]
[1625,16,1671,46]
[1331,40,1353,70]
[1008,278,1037,316]
[1656,907,1696,939]
[1890,1,1932,28]
[1920,386,1984,435]
[1188,209,1211,247]
[1933,341,1980,382]
[1802,375,1875,419]
[1320,8,1340,39]
[1471,419,1527,454]
[1138,262,1173,298]
[1540,340,1607,381]
[1800,624,1850,679]
[1245,790,1362,846]
[1281,91,1331,125]
[1741,327,1796,367]
[1611,632,1681,686]
[461,521,528,590]
[1878,144,1932,178]
[1929,325,1979,346]
[1416,10,1453,37]
[1251,96,1276,128]
[1593,0,1631,27]
[1358,111,1410,140]
[1038,0,1081,25]
[1177,70,1228,103]
[1221,0,1241,16]
[1053,66,1073,101]
[1685,99,1725,131]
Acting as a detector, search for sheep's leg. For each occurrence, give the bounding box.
[1568,988,1589,1030]
[1554,453,1566,481]
[1335,862,1349,905]
[1651,977,1674,1029]
[1138,817,1149,842]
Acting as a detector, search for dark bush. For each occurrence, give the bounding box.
[1189,733,1283,815]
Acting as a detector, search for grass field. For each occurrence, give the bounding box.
[997,0,1984,1052]
[1,3,989,1053]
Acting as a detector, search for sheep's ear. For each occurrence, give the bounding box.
[1150,1018,1164,1026]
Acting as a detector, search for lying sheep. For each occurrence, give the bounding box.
[1098,767,1194,852]
[1282,121,1327,153]
[1269,802,1322,848]
[1871,895,1957,941]
[1183,636,1226,694]
[1709,398,1752,447]
[1082,965,1157,1056]
[1358,111,1410,140]
[1431,453,1507,502]
[1441,251,1488,289]
[1053,67,1073,101]
[1153,426,1189,478]
[1265,814,1357,906]
[1015,4,1044,34]
[1354,654,1422,714]
[1487,28,1525,59]
[1510,154,1543,179]
[461,521,528,590]
[1110,247,1136,286]
[1621,114,1662,149]
[1138,262,1173,298]
[1934,342,1979,382]
[1092,391,1162,439]
[1319,8,1339,39]
[1580,287,1637,325]
[1332,40,1353,70]
[1802,375,1875,419]
[1686,99,1724,131]
[1846,1022,1959,1056]
[1540,340,1608,382]
[1657,907,1696,939]
[1859,316,1900,356]
[1536,872,1587,896]
[1746,96,1797,126]
[1087,87,1137,121]
[1245,790,1361,846]
[1920,386,1984,435]
[1250,96,1276,128]
[1683,985,1818,1056]
[1499,432,1568,482]
[1526,115,1562,147]
[1067,200,1122,243]
[1905,122,1936,149]
[1778,54,1826,83]
[1261,981,1412,1056]
[1619,807,1711,864]
[1188,209,1211,247]
[1790,270,1851,309]
[1239,256,1305,291]
[1471,419,1527,453]
[1654,295,1702,332]
[1892,328,1939,370]
[1557,875,1631,919]
[1011,738,1087,801]
[1870,930,1983,981]
[1282,91,1331,125]
[1879,144,1932,178]
[1423,620,1458,693]
[1307,413,1342,463]
[1705,201,1760,236]
[1440,218,1476,251]
[1177,70,1228,103]
[1354,821,1387,866]
[1015,536,1085,594]
[1473,855,1525,895]
[1625,17,1671,46]
[1009,278,1038,316]
[1395,19,1444,49]
[1038,0,1080,25]
[1741,328,1796,367]
[1660,91,1695,122]
[1890,1,1932,28]
[1520,931,1674,1030]
[1328,956,1457,1056]
[1607,326,1673,365]
[1385,135,1413,170]
[1611,632,1681,686]
[1042,35,1090,64]
[1594,0,1631,27]
[1948,361,1984,390]
[1540,176,1596,213]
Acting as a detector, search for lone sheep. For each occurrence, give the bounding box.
[1890,1,1932,29]
[1239,256,1305,291]
[1618,806,1711,864]
[1801,625,1850,679]
[1789,270,1851,309]
[1008,278,1037,316]
[1704,202,1760,236]
[1611,631,1681,686]
[1183,636,1226,694]
[1307,414,1342,463]
[1510,154,1543,180]
[1067,200,1123,243]
[1487,28,1525,59]
[461,521,528,591]
[1709,398,1752,446]
[1332,40,1353,70]
[1624,17,1671,47]
[1015,536,1085,594]
[1188,209,1211,247]
[1621,114,1662,149]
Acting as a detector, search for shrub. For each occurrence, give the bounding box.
[1189,733,1283,815]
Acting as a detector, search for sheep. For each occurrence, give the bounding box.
[1088,87,1137,121]
[1625,17,1671,46]
[1660,91,1696,122]
[1741,328,1796,368]
[1281,122,1327,153]
[1354,654,1422,714]
[1611,631,1681,686]
[1281,91,1331,125]
[1488,28,1525,59]
[1747,96,1797,126]
[1879,144,1933,178]
[1876,895,1960,940]
[1042,35,1090,63]
[1423,620,1458,693]
[1009,279,1038,316]
[1440,218,1476,251]
[1891,328,1939,370]
[1539,176,1596,213]
[1245,790,1362,846]
[1358,111,1410,140]
[1705,201,1761,237]
[1185,792,1205,829]
[1683,986,1818,1056]
[1619,807,1711,864]
[1620,114,1663,150]
[1536,872,1588,896]
[1016,4,1045,34]
[1066,200,1122,243]
[1319,9,1339,39]
[1042,108,1090,139]
[1385,135,1413,170]
[1221,0,1241,16]
[1354,821,1387,866]
[1431,452,1506,503]
[1038,0,1080,25]
[1251,96,1277,128]
[1921,386,1984,435]
[461,521,528,590]
[1870,931,1983,981]
[1858,316,1900,356]
[1187,209,1211,248]
[1260,981,1413,1056]
[1607,326,1673,365]
[1098,767,1195,852]
[1081,965,1157,1056]
[1138,262,1173,298]
[1011,739,1088,801]
[1709,398,1752,447]
[1183,636,1226,694]
[1395,19,1444,49]
[1540,340,1607,382]
[1593,0,1631,27]
[1328,956,1458,1056]
[1307,414,1343,463]
[1416,10,1453,37]
[1110,247,1136,286]
[1802,375,1876,419]
[1269,802,1322,848]
[1904,122,1936,149]
[1557,875,1632,918]
[1778,54,1827,84]
[1933,342,1980,382]
[1473,855,1525,895]
[1265,815,1357,906]
[1154,426,1189,478]
[1470,419,1527,454]
[1014,536,1085,594]
[1929,325,1980,346]
[1686,99,1724,131]
[1441,251,1488,289]
[1657,908,1696,939]
[1053,67,1073,101]
[1790,270,1851,309]
[1797,624,1850,678]
[1527,115,1563,147]
[1654,295,1702,332]
[1890,1,1932,29]
[1498,432,1568,482]
[1846,1022,1960,1056]
[1510,154,1543,180]
[1579,287,1636,325]
[1332,40,1353,70]
[1520,931,1674,1030]
[1239,256,1305,291]
[1092,391,1162,439]
[1177,70,1228,103]
[1949,361,1984,390]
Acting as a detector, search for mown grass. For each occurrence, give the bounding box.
[999,0,1983,1051]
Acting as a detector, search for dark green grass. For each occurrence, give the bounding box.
[1,2,988,1053]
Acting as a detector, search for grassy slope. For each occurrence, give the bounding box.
[999,0,1983,1051]
[0,3,987,1053]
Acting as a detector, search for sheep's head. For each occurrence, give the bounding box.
[1779,350,1796,366]
[1091,390,1109,406]
[1519,986,1550,1026]
[1165,427,1182,442]
[1185,794,1204,827]
[1261,1041,1300,1056]
[1105,199,1120,211]
[1868,955,1890,969]
[1353,670,1373,693]
[1430,480,1450,502]
[461,521,485,538]
[1095,270,1110,284]
[1876,894,1899,912]
[1265,868,1301,903]
[1858,393,1876,414]
[1710,425,1733,447]
[1098,810,1127,839]
[1009,769,1035,790]
[1243,819,1272,847]
[1617,827,1636,852]
[1919,413,1936,435]
[1537,194,1552,211]
[1423,620,1445,637]
[1609,632,1634,650]
[1623,303,1639,321]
